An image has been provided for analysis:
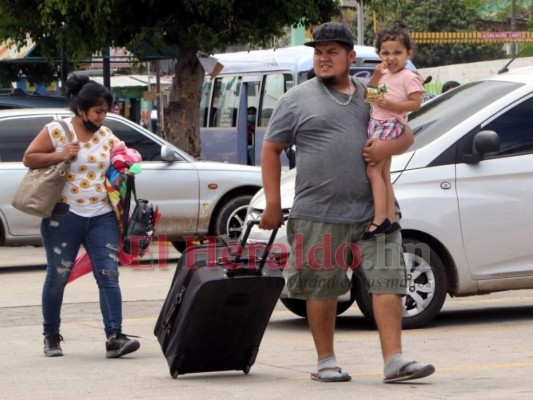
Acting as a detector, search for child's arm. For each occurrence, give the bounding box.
[365,63,387,103]
[368,63,386,87]
[373,90,423,113]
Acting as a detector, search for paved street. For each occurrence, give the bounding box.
[1,245,533,399]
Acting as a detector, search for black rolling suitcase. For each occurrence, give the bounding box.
[154,220,285,378]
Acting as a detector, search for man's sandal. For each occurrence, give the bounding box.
[383,361,435,383]
[311,367,352,382]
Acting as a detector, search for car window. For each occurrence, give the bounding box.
[0,116,54,162]
[211,75,241,128]
[259,73,292,127]
[408,81,524,151]
[104,118,162,161]
[482,96,533,157]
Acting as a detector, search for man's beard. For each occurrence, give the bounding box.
[319,75,342,87]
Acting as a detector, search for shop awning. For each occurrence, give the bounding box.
[90,74,172,88]
[0,39,42,63]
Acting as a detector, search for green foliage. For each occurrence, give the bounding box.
[0,0,341,63]
[366,0,508,67]
[0,0,341,155]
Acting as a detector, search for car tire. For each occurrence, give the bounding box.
[171,194,254,253]
[280,289,356,318]
[353,236,448,329]
[212,194,254,240]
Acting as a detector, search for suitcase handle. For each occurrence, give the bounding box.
[231,219,281,273]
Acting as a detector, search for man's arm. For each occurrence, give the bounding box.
[363,125,414,165]
[259,140,287,230]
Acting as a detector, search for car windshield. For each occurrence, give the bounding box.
[408,80,524,151]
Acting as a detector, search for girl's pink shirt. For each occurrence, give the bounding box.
[371,69,425,124]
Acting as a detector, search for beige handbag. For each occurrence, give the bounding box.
[11,119,72,218]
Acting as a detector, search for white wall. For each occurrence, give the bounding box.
[418,56,533,86]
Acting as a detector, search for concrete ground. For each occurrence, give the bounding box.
[2,244,533,400]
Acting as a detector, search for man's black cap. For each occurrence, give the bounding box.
[304,22,354,48]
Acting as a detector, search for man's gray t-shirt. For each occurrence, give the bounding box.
[265,77,374,224]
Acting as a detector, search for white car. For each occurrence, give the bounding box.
[0,108,263,250]
[243,66,533,328]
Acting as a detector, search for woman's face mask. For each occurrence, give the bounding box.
[80,107,104,133]
[83,118,101,133]
[247,114,256,124]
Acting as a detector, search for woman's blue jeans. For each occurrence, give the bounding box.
[41,209,122,338]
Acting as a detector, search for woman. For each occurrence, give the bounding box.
[23,74,140,358]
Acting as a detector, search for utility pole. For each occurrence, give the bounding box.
[340,0,364,45]
[511,0,517,58]
[357,0,364,45]
[60,22,68,94]
[102,47,111,90]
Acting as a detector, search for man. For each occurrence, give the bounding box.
[259,22,435,383]
[150,105,158,134]
[247,106,257,164]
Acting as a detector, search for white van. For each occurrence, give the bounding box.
[199,45,380,166]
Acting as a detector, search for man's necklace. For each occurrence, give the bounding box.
[320,79,355,106]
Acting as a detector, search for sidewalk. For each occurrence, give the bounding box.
[0,241,180,270]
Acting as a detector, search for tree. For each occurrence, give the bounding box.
[485,0,533,57]
[365,0,506,67]
[0,0,341,156]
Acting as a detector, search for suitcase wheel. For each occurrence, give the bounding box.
[243,365,251,374]
[171,370,179,379]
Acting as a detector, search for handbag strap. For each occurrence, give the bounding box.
[123,174,137,237]
[56,119,72,144]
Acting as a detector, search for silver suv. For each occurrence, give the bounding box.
[0,108,263,250]
[243,66,533,328]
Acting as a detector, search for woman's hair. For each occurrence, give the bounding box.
[64,74,113,115]
[374,21,414,53]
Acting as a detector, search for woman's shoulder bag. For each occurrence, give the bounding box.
[11,119,72,218]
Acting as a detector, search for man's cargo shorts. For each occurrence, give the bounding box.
[286,218,407,300]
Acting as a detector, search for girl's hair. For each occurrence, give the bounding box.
[374,21,414,53]
[64,74,113,115]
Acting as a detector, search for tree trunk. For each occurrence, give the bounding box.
[164,48,204,158]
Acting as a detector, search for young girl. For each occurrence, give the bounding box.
[363,23,424,239]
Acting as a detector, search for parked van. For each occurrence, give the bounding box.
[199,45,380,165]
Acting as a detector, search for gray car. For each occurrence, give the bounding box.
[0,108,263,250]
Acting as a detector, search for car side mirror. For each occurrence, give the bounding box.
[161,144,180,162]
[464,130,500,163]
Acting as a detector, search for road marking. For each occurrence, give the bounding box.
[445,296,533,305]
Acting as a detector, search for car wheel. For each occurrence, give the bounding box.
[212,194,253,240]
[353,237,448,329]
[280,290,356,318]
[171,194,254,253]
